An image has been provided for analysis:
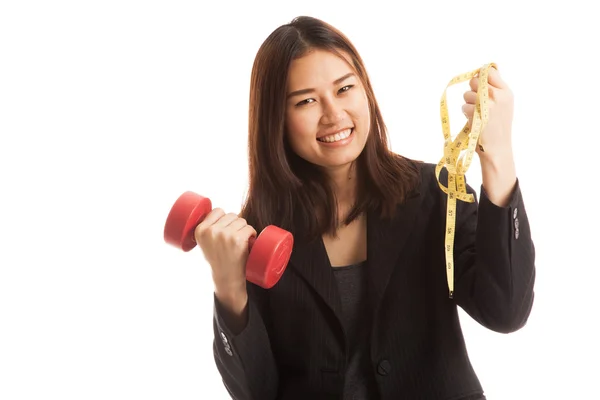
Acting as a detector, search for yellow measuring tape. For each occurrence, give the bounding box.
[435,62,497,299]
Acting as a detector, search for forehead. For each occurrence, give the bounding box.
[287,49,355,89]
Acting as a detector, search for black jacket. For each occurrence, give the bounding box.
[211,161,536,399]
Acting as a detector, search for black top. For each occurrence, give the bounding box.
[332,260,379,399]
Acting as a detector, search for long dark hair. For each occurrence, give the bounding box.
[240,16,421,242]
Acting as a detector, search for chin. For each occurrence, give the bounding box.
[318,151,362,170]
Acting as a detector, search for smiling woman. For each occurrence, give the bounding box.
[191,15,536,400]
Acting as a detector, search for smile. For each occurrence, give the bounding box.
[316,128,353,143]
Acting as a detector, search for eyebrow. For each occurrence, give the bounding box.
[286,72,356,99]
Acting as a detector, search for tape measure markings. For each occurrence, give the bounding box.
[435,62,497,299]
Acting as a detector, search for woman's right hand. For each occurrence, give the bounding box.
[194,208,256,316]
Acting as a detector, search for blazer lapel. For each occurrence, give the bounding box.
[286,185,422,325]
[287,236,344,323]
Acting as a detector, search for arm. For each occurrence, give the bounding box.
[213,282,279,399]
[452,172,536,333]
[448,65,534,332]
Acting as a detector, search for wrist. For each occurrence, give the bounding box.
[479,149,517,207]
[215,283,248,316]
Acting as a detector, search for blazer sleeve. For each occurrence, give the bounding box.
[452,177,536,333]
[212,282,279,399]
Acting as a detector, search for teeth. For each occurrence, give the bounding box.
[318,128,352,143]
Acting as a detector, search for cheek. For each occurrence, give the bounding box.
[285,110,318,146]
[361,93,370,120]
[349,94,370,129]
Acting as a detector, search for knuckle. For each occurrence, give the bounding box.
[229,234,243,249]
[234,234,246,246]
[196,221,210,233]
[193,227,205,244]
[209,226,224,240]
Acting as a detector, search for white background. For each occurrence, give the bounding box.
[1,1,598,399]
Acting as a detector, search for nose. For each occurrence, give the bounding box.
[320,98,345,125]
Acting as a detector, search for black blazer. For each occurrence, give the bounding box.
[211,161,536,400]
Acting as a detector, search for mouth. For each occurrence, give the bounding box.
[316,128,354,143]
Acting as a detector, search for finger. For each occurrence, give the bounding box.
[463,90,477,104]
[196,208,225,230]
[468,78,496,101]
[195,207,225,240]
[227,217,249,232]
[237,225,258,249]
[469,77,478,92]
[213,212,241,229]
[462,103,475,119]
[240,224,257,240]
[487,66,506,89]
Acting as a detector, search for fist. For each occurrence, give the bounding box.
[462,66,514,156]
[194,208,257,290]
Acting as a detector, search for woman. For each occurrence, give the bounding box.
[194,16,535,400]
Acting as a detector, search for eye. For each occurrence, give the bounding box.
[338,85,354,94]
[295,98,315,107]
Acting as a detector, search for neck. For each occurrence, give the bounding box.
[325,162,359,211]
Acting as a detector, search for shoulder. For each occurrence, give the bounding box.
[398,157,443,197]
[395,158,478,212]
[413,160,476,196]
[416,161,438,186]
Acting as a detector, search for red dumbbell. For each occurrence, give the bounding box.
[163,191,293,289]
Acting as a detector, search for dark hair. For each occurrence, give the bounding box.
[240,16,421,242]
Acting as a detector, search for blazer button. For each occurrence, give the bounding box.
[377,360,391,376]
[513,208,518,219]
[220,331,233,356]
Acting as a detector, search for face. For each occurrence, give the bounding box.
[284,49,370,172]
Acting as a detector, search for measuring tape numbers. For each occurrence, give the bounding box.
[435,62,497,299]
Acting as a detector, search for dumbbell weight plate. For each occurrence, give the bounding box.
[246,225,294,289]
[164,191,212,252]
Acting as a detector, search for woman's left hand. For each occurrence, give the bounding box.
[462,66,514,160]
[462,66,517,207]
